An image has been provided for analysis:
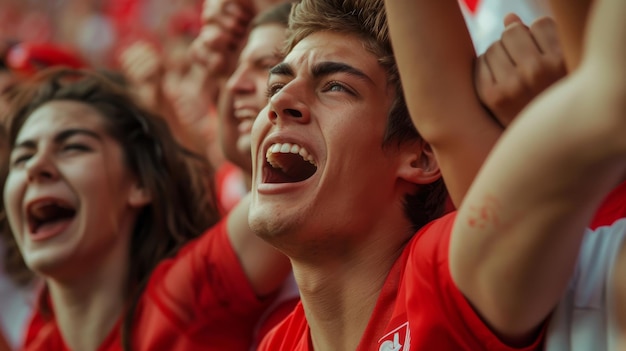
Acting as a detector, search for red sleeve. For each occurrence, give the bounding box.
[257,302,310,351]
[254,296,300,346]
[408,212,545,351]
[145,216,269,341]
[590,180,626,229]
[21,308,65,351]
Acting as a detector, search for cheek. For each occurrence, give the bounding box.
[3,174,25,236]
[254,77,269,104]
[250,120,269,174]
[70,159,126,204]
[250,110,269,149]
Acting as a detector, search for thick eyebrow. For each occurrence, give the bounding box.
[13,128,102,150]
[269,61,374,85]
[269,62,294,77]
[311,61,374,84]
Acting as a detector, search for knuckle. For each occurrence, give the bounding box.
[484,43,504,64]
[530,16,556,33]
[501,22,528,42]
[502,79,525,101]
[489,76,527,107]
[519,57,545,85]
[545,55,566,77]
[482,85,510,110]
[543,42,566,66]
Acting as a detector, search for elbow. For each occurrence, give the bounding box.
[451,259,546,347]
[454,270,547,347]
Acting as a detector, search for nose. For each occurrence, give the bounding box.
[26,151,58,183]
[226,65,255,95]
[267,82,311,125]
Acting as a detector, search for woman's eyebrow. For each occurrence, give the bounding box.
[14,128,102,151]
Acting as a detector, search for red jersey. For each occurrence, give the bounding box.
[259,212,544,351]
[22,218,270,351]
[590,180,626,230]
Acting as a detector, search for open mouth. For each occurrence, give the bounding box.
[264,142,318,183]
[27,200,76,235]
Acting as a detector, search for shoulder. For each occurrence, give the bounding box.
[407,211,458,263]
[141,215,265,331]
[22,312,65,351]
[147,219,232,290]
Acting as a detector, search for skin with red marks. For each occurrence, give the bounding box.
[467,196,501,230]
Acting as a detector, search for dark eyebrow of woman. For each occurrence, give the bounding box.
[13,129,102,150]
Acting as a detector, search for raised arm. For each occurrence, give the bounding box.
[385,1,564,207]
[385,0,499,207]
[190,0,255,79]
[227,193,291,297]
[451,0,626,343]
[548,0,593,71]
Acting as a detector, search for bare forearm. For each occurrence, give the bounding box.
[385,0,501,206]
[548,0,593,71]
[452,35,626,347]
[227,194,291,297]
[385,0,490,139]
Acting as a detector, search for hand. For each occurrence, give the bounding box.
[118,40,163,86]
[190,0,255,77]
[162,62,217,155]
[118,40,164,110]
[476,14,566,127]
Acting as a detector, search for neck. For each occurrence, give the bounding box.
[47,238,130,351]
[292,218,411,351]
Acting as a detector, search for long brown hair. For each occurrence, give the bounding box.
[0,68,220,349]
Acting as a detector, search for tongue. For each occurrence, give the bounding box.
[34,217,73,237]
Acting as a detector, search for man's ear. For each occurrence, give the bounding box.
[397,140,441,185]
[128,183,152,208]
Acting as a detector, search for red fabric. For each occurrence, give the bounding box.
[21,218,269,351]
[254,296,301,347]
[590,180,626,230]
[6,43,86,76]
[168,9,202,38]
[104,0,143,31]
[259,212,545,351]
[214,162,247,215]
[462,0,481,13]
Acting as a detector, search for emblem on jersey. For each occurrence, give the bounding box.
[378,322,410,351]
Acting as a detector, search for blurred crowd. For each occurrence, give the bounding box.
[0,0,200,67]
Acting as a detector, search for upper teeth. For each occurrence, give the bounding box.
[266,143,316,167]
